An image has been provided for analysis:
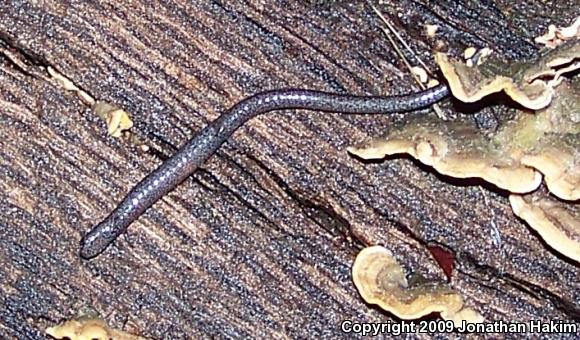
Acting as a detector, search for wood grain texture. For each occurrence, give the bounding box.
[0,1,578,339]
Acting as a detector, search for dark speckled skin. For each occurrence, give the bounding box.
[80,85,450,259]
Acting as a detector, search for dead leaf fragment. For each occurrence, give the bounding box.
[425,24,438,37]
[94,101,134,137]
[464,47,477,60]
[411,66,428,83]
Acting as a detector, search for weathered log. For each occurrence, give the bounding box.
[0,1,578,338]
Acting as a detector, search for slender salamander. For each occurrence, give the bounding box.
[80,85,450,259]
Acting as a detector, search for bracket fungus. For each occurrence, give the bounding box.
[46,307,144,340]
[435,39,580,110]
[46,317,145,340]
[510,189,580,263]
[347,117,544,194]
[348,38,579,262]
[352,246,483,327]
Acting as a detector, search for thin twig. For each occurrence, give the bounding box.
[369,2,447,119]
[369,3,434,77]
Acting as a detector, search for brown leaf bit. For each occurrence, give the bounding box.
[46,317,146,340]
[352,246,483,327]
[435,39,580,110]
[510,189,580,263]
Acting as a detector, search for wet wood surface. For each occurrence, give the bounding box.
[0,1,578,339]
